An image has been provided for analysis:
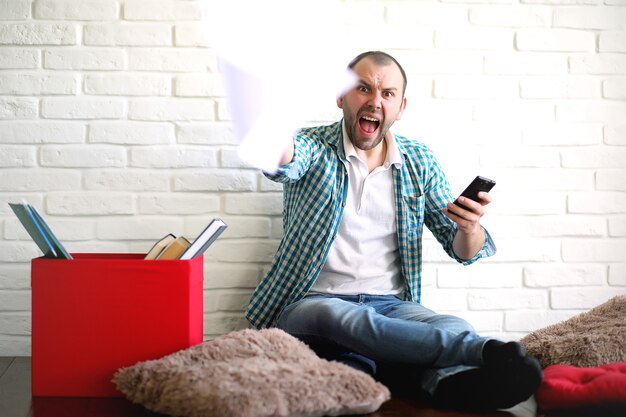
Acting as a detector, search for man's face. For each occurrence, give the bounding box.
[337,57,407,151]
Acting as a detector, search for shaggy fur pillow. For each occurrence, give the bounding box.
[521,295,626,368]
[113,328,390,417]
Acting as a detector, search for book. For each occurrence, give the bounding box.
[9,203,73,260]
[28,204,73,259]
[144,233,176,260]
[145,218,227,261]
[179,218,227,260]
[155,236,191,260]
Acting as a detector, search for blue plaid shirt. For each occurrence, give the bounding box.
[246,121,496,329]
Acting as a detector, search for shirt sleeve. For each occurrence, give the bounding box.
[451,223,497,265]
[263,133,315,183]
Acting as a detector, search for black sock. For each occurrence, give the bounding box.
[432,341,543,411]
[482,340,527,368]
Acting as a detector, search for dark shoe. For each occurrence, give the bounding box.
[432,341,543,411]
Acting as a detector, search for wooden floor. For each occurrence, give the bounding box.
[1,357,623,417]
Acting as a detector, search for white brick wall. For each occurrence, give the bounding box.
[0,0,624,355]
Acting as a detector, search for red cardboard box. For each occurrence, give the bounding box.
[31,253,204,397]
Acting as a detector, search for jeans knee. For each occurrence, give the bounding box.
[278,297,342,332]
[440,314,476,334]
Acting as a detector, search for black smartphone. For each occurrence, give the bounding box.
[453,176,496,211]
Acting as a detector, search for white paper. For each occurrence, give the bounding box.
[200,0,356,172]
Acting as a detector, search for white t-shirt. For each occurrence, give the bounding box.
[311,124,404,296]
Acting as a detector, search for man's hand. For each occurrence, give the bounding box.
[443,191,492,260]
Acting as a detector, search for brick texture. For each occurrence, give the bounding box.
[0,0,624,355]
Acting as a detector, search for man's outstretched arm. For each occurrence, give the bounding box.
[278,138,295,166]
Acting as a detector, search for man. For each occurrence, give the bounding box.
[246,51,542,411]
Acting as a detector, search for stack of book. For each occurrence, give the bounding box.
[10,202,227,260]
[144,218,227,260]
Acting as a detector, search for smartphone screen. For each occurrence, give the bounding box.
[453,176,496,211]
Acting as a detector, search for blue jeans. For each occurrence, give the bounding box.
[276,293,492,395]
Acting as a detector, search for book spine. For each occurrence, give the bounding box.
[25,205,58,258]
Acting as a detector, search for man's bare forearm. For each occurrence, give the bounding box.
[279,139,295,166]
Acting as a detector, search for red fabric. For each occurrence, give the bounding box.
[536,363,626,410]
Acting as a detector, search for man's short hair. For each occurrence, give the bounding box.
[348,51,407,96]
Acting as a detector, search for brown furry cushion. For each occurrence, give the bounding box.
[521,295,626,368]
[113,328,390,417]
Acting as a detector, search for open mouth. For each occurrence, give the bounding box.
[359,115,380,134]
